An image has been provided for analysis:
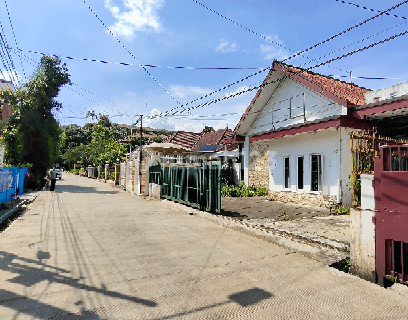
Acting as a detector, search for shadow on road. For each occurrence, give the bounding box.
[0,289,107,320]
[54,184,118,194]
[147,287,273,320]
[0,250,157,319]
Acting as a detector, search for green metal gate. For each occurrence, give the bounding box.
[159,162,221,213]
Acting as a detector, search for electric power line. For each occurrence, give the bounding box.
[334,0,407,20]
[82,0,182,107]
[145,28,408,123]
[4,0,25,80]
[149,0,408,122]
[0,22,18,85]
[281,0,408,63]
[7,47,268,70]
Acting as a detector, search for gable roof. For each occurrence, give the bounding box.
[191,129,234,151]
[234,60,371,134]
[164,129,234,151]
[164,131,201,150]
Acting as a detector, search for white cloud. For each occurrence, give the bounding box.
[223,86,250,99]
[264,34,284,45]
[260,34,290,61]
[260,44,290,61]
[105,0,164,39]
[170,85,212,99]
[216,39,237,53]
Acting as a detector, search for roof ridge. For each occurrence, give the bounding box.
[275,60,371,91]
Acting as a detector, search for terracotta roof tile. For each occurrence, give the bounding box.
[280,63,370,106]
[191,129,234,151]
[164,131,201,150]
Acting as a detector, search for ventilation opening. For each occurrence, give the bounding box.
[385,239,408,283]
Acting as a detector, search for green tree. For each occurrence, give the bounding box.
[89,122,113,166]
[202,126,215,133]
[98,113,111,127]
[98,139,127,165]
[62,144,91,167]
[0,55,70,185]
[152,136,164,143]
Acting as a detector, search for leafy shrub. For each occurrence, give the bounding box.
[222,181,268,197]
[106,171,115,180]
[99,172,105,179]
[335,204,350,215]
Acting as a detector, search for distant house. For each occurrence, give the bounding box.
[165,128,235,154]
[227,61,373,207]
[0,80,14,121]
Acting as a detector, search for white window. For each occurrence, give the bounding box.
[310,154,322,192]
[284,157,290,189]
[297,156,304,190]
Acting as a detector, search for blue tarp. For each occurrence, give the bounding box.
[0,167,28,203]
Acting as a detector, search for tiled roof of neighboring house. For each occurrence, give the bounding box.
[191,129,234,151]
[234,60,371,133]
[215,142,239,152]
[118,131,158,143]
[164,131,201,150]
[163,129,234,151]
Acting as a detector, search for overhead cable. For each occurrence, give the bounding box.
[191,0,349,74]
[4,0,25,80]
[82,0,208,127]
[150,0,408,122]
[281,0,408,62]
[82,0,182,107]
[306,19,408,66]
[145,28,408,122]
[0,22,17,85]
[8,48,267,70]
[334,0,407,20]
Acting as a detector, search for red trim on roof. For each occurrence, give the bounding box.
[249,116,372,142]
[274,63,348,107]
[234,69,274,133]
[223,135,245,144]
[350,98,408,119]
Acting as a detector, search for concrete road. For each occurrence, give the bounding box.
[0,174,407,320]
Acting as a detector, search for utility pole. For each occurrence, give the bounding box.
[139,114,143,194]
[130,119,133,154]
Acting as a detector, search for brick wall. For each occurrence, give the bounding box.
[248,142,269,188]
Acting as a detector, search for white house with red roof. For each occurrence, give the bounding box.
[227,61,373,207]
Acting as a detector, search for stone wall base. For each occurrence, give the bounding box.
[267,190,337,209]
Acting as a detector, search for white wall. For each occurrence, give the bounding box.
[340,127,353,206]
[365,81,408,103]
[268,128,352,205]
[249,78,344,135]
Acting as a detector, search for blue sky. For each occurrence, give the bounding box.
[1,0,408,132]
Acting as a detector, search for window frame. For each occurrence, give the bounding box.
[310,154,323,193]
[284,156,290,190]
[297,156,304,190]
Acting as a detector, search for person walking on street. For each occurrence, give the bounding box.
[49,167,57,191]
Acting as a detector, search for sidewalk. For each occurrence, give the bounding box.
[0,190,42,226]
[165,196,351,265]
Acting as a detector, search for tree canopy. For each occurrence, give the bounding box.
[202,126,215,133]
[0,55,70,184]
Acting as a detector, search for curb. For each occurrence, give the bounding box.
[0,191,42,224]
